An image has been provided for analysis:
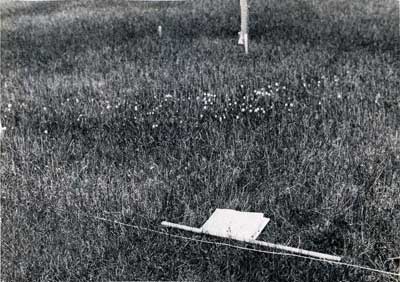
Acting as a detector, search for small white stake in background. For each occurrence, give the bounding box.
[0,119,6,140]
[158,25,162,37]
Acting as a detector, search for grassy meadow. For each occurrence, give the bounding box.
[1,0,399,281]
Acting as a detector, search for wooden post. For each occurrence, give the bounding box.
[239,0,249,54]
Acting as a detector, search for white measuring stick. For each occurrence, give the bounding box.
[247,239,341,262]
[161,221,341,262]
[161,221,202,234]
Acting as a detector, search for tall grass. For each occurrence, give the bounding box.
[1,0,399,281]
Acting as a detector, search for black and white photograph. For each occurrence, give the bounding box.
[1,0,399,281]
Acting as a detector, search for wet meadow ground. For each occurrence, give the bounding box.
[1,0,399,281]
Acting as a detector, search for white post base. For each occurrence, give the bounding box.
[244,33,249,54]
[238,31,244,45]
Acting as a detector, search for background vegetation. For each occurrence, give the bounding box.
[1,0,399,281]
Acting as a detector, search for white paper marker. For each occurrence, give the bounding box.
[161,208,341,262]
[201,209,269,241]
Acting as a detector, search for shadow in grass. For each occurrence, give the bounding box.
[1,0,398,73]
[249,0,399,54]
[1,1,65,19]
